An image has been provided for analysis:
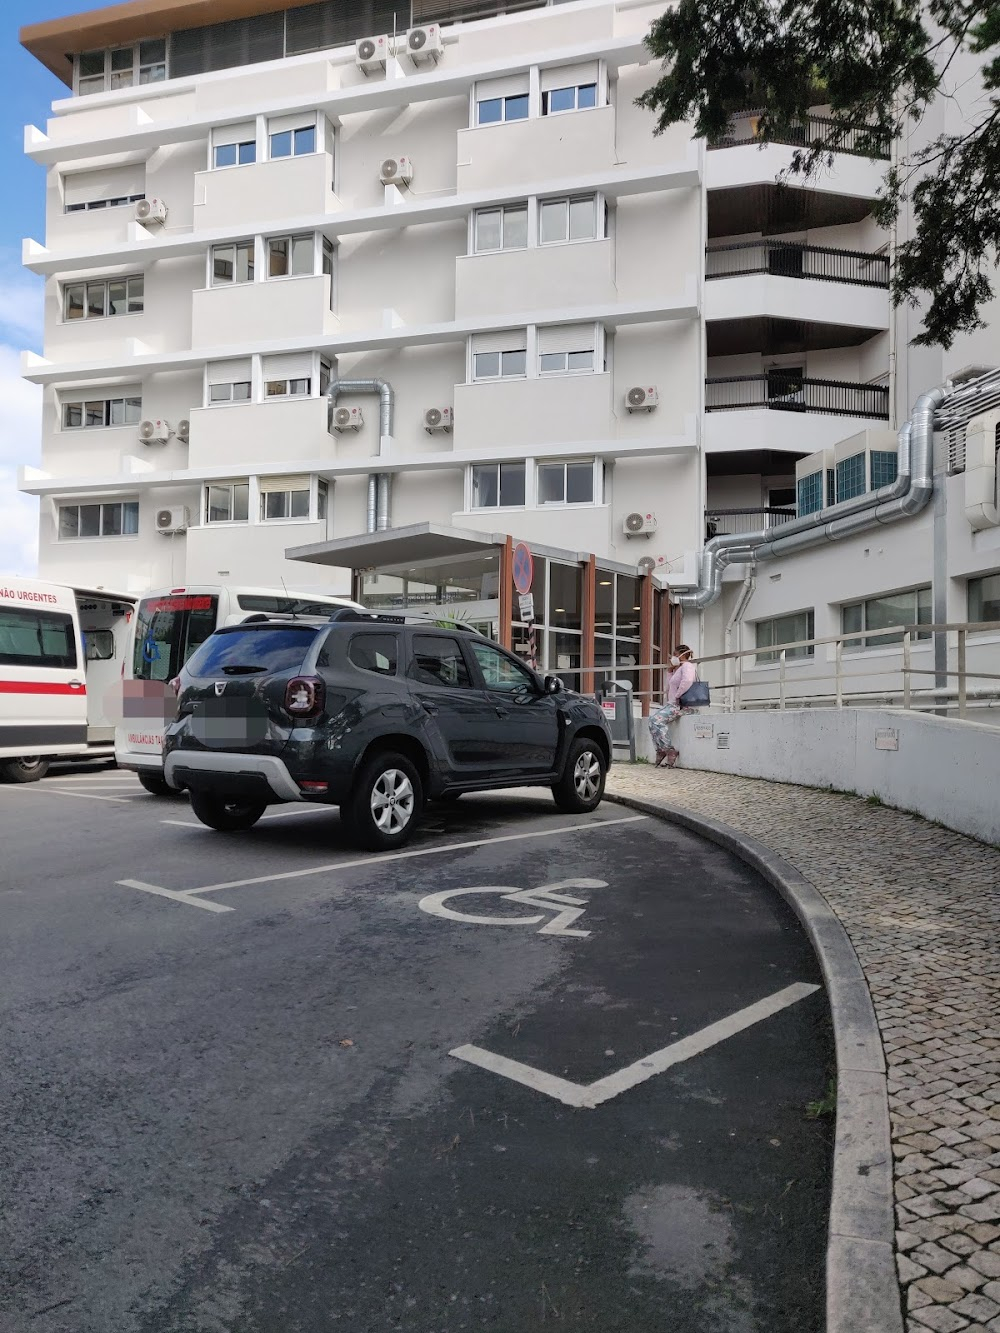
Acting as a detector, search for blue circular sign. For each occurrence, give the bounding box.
[512,543,533,595]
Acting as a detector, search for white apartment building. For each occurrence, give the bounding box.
[17,0,1000,703]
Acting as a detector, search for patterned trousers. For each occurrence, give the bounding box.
[648,701,682,750]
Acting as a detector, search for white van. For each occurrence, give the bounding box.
[115,584,363,795]
[0,576,135,782]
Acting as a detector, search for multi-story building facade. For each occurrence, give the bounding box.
[17,0,1000,703]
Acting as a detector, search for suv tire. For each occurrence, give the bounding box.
[344,751,423,850]
[0,757,49,784]
[552,738,607,813]
[190,791,267,832]
[138,771,184,798]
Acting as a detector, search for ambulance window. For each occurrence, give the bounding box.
[0,608,77,669]
[85,630,115,661]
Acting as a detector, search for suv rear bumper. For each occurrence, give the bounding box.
[164,750,304,802]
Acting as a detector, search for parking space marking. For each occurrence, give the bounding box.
[117,879,234,914]
[114,815,647,910]
[2,786,137,805]
[450,981,821,1108]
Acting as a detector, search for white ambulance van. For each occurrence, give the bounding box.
[0,576,135,782]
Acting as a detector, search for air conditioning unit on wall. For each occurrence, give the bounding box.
[965,408,1000,530]
[355,35,388,73]
[423,406,452,433]
[332,405,364,433]
[623,511,657,538]
[156,506,188,534]
[626,386,659,413]
[139,418,171,445]
[380,156,413,187]
[402,26,443,64]
[175,419,190,444]
[637,554,667,575]
[135,198,167,226]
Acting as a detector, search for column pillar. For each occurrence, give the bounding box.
[581,554,596,695]
[498,536,513,650]
[639,573,654,716]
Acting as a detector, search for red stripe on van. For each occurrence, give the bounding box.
[0,681,87,695]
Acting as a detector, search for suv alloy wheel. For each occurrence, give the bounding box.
[552,737,607,813]
[345,751,424,850]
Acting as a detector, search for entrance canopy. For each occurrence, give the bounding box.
[286,522,513,572]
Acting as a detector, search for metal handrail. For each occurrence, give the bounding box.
[706,239,890,288]
[705,374,890,420]
[707,109,891,160]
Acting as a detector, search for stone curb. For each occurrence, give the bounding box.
[607,790,903,1333]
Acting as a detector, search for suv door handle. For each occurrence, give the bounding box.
[494,706,507,718]
[421,700,438,715]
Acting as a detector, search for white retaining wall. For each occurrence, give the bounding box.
[633,707,1000,846]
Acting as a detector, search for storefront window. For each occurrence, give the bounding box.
[553,631,582,690]
[549,563,582,630]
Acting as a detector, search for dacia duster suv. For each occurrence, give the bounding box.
[163,612,612,849]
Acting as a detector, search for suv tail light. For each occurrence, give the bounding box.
[285,675,325,718]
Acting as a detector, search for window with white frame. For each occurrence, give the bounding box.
[63,165,145,214]
[754,610,814,663]
[842,587,931,650]
[539,195,599,245]
[75,40,166,95]
[263,353,314,399]
[260,476,311,520]
[540,63,600,115]
[472,332,527,381]
[212,123,257,169]
[537,460,599,506]
[58,501,139,538]
[473,204,528,253]
[268,116,317,159]
[212,241,254,285]
[62,394,141,429]
[475,76,529,126]
[267,234,314,278]
[471,462,526,509]
[207,358,253,405]
[537,323,598,376]
[204,481,250,523]
[63,275,143,321]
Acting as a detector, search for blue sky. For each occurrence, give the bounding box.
[0,2,87,574]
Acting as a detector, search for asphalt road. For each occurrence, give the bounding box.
[0,764,833,1333]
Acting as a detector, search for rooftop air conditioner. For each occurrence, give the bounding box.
[355,35,388,73]
[156,506,188,535]
[403,25,443,64]
[637,554,667,575]
[423,405,452,434]
[623,510,657,538]
[332,405,364,433]
[626,385,659,413]
[135,197,167,227]
[138,418,171,445]
[175,418,190,444]
[380,156,413,187]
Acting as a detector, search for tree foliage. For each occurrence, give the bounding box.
[638,0,1000,348]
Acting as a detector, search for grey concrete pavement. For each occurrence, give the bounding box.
[608,763,1000,1333]
[1,769,832,1332]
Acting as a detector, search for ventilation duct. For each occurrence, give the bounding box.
[326,377,395,534]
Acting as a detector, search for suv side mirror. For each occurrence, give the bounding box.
[543,674,564,695]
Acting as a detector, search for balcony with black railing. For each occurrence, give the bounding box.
[705,373,890,420]
[705,507,797,540]
[707,110,891,160]
[706,240,889,288]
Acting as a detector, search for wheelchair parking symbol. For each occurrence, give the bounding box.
[417,879,607,938]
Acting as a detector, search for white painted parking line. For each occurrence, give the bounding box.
[3,786,136,805]
[450,982,821,1108]
[117,879,234,914]
[161,806,327,829]
[115,815,647,911]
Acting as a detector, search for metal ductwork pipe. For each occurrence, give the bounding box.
[675,382,955,609]
[326,377,395,534]
[375,474,391,531]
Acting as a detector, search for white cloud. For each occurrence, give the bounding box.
[0,251,44,348]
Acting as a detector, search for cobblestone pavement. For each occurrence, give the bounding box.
[607,765,1000,1333]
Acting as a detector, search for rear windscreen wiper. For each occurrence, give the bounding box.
[220,664,267,675]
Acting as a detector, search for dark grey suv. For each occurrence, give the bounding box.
[162,613,612,849]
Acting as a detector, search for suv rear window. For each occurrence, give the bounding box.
[185,625,318,677]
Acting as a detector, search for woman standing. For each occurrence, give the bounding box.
[648,644,696,768]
